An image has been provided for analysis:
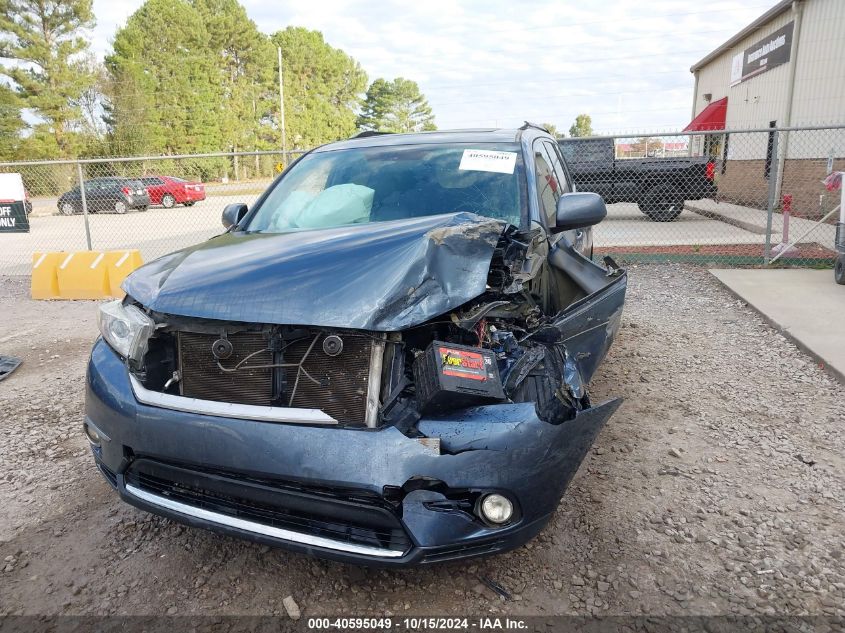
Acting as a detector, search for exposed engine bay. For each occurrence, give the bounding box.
[129,222,625,437]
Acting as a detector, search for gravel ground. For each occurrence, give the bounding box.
[0,265,843,618]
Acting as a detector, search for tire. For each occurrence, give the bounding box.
[184,201,196,207]
[161,194,176,208]
[59,201,76,216]
[638,184,684,222]
[114,200,127,214]
[139,205,149,212]
[835,255,845,285]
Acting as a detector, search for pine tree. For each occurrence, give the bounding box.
[0,0,96,156]
[106,0,223,157]
[270,27,368,148]
[357,77,435,133]
[191,0,276,159]
[0,85,24,159]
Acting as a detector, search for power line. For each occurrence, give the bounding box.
[431,3,777,37]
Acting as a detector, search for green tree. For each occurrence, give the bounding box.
[106,0,222,158]
[542,122,559,138]
[357,77,435,133]
[191,0,276,158]
[568,113,593,138]
[271,27,368,148]
[0,0,96,156]
[0,84,24,158]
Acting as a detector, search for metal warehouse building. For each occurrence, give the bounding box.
[685,0,845,215]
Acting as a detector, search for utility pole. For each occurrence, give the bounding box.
[278,46,287,163]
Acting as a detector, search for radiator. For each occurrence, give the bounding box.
[177,330,377,425]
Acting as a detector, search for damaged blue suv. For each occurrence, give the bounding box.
[85,125,627,566]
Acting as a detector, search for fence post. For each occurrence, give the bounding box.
[76,161,93,251]
[763,131,780,264]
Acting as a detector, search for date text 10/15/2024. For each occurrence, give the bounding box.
[307,617,528,630]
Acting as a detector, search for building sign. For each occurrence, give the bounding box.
[731,21,794,86]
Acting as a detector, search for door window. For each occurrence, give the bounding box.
[543,141,572,194]
[533,142,562,226]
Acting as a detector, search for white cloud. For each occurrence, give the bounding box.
[92,0,777,133]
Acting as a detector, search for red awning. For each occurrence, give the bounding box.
[683,97,727,131]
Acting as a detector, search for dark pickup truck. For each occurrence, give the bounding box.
[559,137,717,222]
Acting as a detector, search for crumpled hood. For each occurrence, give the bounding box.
[123,212,506,331]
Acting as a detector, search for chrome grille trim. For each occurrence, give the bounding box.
[125,483,405,558]
[129,375,338,425]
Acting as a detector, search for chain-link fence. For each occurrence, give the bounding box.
[564,125,844,268]
[0,150,304,275]
[1,125,843,276]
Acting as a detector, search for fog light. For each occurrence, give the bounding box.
[83,422,101,446]
[479,494,513,525]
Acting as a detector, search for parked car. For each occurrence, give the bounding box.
[559,137,717,221]
[140,175,206,208]
[85,125,627,566]
[58,177,150,215]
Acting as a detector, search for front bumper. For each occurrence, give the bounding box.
[86,339,619,566]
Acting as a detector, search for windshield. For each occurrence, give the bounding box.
[245,142,525,233]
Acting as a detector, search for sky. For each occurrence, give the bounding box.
[89,0,778,134]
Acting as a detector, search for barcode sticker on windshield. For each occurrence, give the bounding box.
[459,149,517,174]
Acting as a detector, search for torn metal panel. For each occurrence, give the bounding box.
[123,212,505,331]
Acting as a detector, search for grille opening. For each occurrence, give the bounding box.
[125,460,410,553]
[175,329,376,424]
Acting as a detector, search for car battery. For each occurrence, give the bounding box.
[413,341,506,413]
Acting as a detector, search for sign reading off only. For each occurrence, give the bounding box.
[0,173,29,233]
[730,21,794,87]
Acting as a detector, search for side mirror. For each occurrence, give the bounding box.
[221,203,248,229]
[552,192,607,233]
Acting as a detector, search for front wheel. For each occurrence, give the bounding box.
[59,202,75,216]
[638,185,684,222]
[161,193,176,208]
[835,255,845,285]
[114,200,127,214]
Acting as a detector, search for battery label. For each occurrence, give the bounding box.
[439,346,489,381]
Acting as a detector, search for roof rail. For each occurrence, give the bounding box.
[351,130,393,139]
[520,121,552,134]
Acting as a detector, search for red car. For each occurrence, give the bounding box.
[140,175,206,208]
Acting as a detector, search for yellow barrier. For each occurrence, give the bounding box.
[32,250,144,300]
[56,251,111,300]
[31,251,64,299]
[104,250,143,298]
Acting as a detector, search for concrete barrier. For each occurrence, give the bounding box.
[105,250,144,298]
[31,250,143,300]
[30,252,64,299]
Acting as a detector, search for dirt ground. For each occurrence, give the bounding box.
[0,265,843,619]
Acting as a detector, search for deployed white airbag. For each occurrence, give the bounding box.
[268,184,374,231]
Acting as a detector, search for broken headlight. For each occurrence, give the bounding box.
[97,300,154,367]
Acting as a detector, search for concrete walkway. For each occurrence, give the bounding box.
[710,268,845,383]
[688,199,838,250]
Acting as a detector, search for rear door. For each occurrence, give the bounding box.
[84,179,108,212]
[141,177,165,204]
